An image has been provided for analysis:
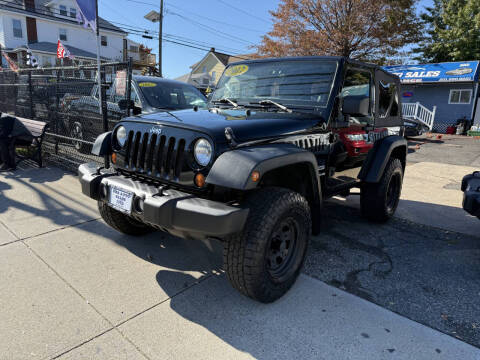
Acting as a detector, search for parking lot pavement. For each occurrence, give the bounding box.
[305,202,480,349]
[407,134,480,167]
[0,165,479,359]
[340,161,478,237]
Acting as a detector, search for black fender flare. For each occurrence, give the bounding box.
[91,131,112,156]
[206,144,322,233]
[358,135,407,183]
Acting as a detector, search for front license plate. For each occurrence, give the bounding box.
[108,186,134,214]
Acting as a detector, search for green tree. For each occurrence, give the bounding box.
[256,0,421,62]
[415,0,480,62]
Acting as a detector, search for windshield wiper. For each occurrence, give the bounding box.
[251,99,292,113]
[211,98,240,108]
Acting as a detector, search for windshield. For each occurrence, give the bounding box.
[138,80,207,110]
[211,60,338,109]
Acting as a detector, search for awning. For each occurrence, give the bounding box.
[383,61,480,84]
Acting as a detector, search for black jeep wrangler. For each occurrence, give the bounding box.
[78,57,406,303]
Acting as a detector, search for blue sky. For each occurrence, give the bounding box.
[99,0,434,79]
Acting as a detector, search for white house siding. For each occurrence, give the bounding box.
[35,20,124,60]
[0,0,126,62]
[2,13,28,49]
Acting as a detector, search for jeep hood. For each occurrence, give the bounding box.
[129,108,323,143]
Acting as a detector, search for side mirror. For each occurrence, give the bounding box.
[342,96,370,117]
[118,99,134,110]
[132,106,142,115]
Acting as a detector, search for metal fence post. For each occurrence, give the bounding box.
[28,71,34,119]
[54,69,61,154]
[126,58,133,117]
[100,65,110,168]
[101,66,108,133]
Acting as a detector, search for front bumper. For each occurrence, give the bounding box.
[78,162,249,239]
[462,172,480,219]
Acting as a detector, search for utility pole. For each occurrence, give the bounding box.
[144,5,163,76]
[158,0,163,77]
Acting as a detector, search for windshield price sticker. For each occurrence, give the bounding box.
[225,65,249,77]
[138,82,157,87]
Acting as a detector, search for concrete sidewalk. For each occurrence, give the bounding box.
[0,166,479,359]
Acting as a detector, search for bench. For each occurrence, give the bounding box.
[13,117,49,168]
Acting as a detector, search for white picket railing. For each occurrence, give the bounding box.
[402,102,436,131]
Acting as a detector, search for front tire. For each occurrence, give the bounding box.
[361,158,403,222]
[98,201,154,236]
[224,187,311,303]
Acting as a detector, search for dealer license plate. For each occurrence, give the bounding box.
[108,186,134,214]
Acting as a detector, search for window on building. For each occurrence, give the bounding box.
[129,45,139,53]
[101,35,108,47]
[59,5,67,16]
[202,66,207,73]
[211,71,216,82]
[59,28,67,41]
[449,89,472,104]
[70,7,76,18]
[12,19,22,38]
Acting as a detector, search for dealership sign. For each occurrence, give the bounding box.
[383,61,480,84]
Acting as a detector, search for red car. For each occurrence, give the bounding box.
[336,126,389,164]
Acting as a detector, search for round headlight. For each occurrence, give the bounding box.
[116,126,127,148]
[194,138,213,167]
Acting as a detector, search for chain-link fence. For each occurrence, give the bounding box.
[432,122,451,134]
[0,61,132,171]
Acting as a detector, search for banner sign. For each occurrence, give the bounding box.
[384,61,480,84]
[115,70,127,96]
[74,0,97,33]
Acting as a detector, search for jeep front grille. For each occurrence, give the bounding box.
[123,130,187,180]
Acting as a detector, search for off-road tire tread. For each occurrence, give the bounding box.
[223,187,311,303]
[361,158,403,222]
[98,201,153,236]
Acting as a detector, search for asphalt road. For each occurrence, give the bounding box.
[305,201,480,348]
[407,134,480,167]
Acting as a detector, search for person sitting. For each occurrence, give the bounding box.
[0,114,16,172]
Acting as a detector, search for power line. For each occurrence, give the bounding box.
[214,0,272,25]
[118,0,259,45]
[106,20,249,54]
[166,9,255,46]
[165,3,264,33]
[109,19,250,51]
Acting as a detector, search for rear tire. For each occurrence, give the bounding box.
[224,187,311,303]
[361,158,403,222]
[98,201,154,236]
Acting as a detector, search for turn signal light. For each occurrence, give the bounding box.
[195,173,206,188]
[111,153,117,164]
[251,171,260,182]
